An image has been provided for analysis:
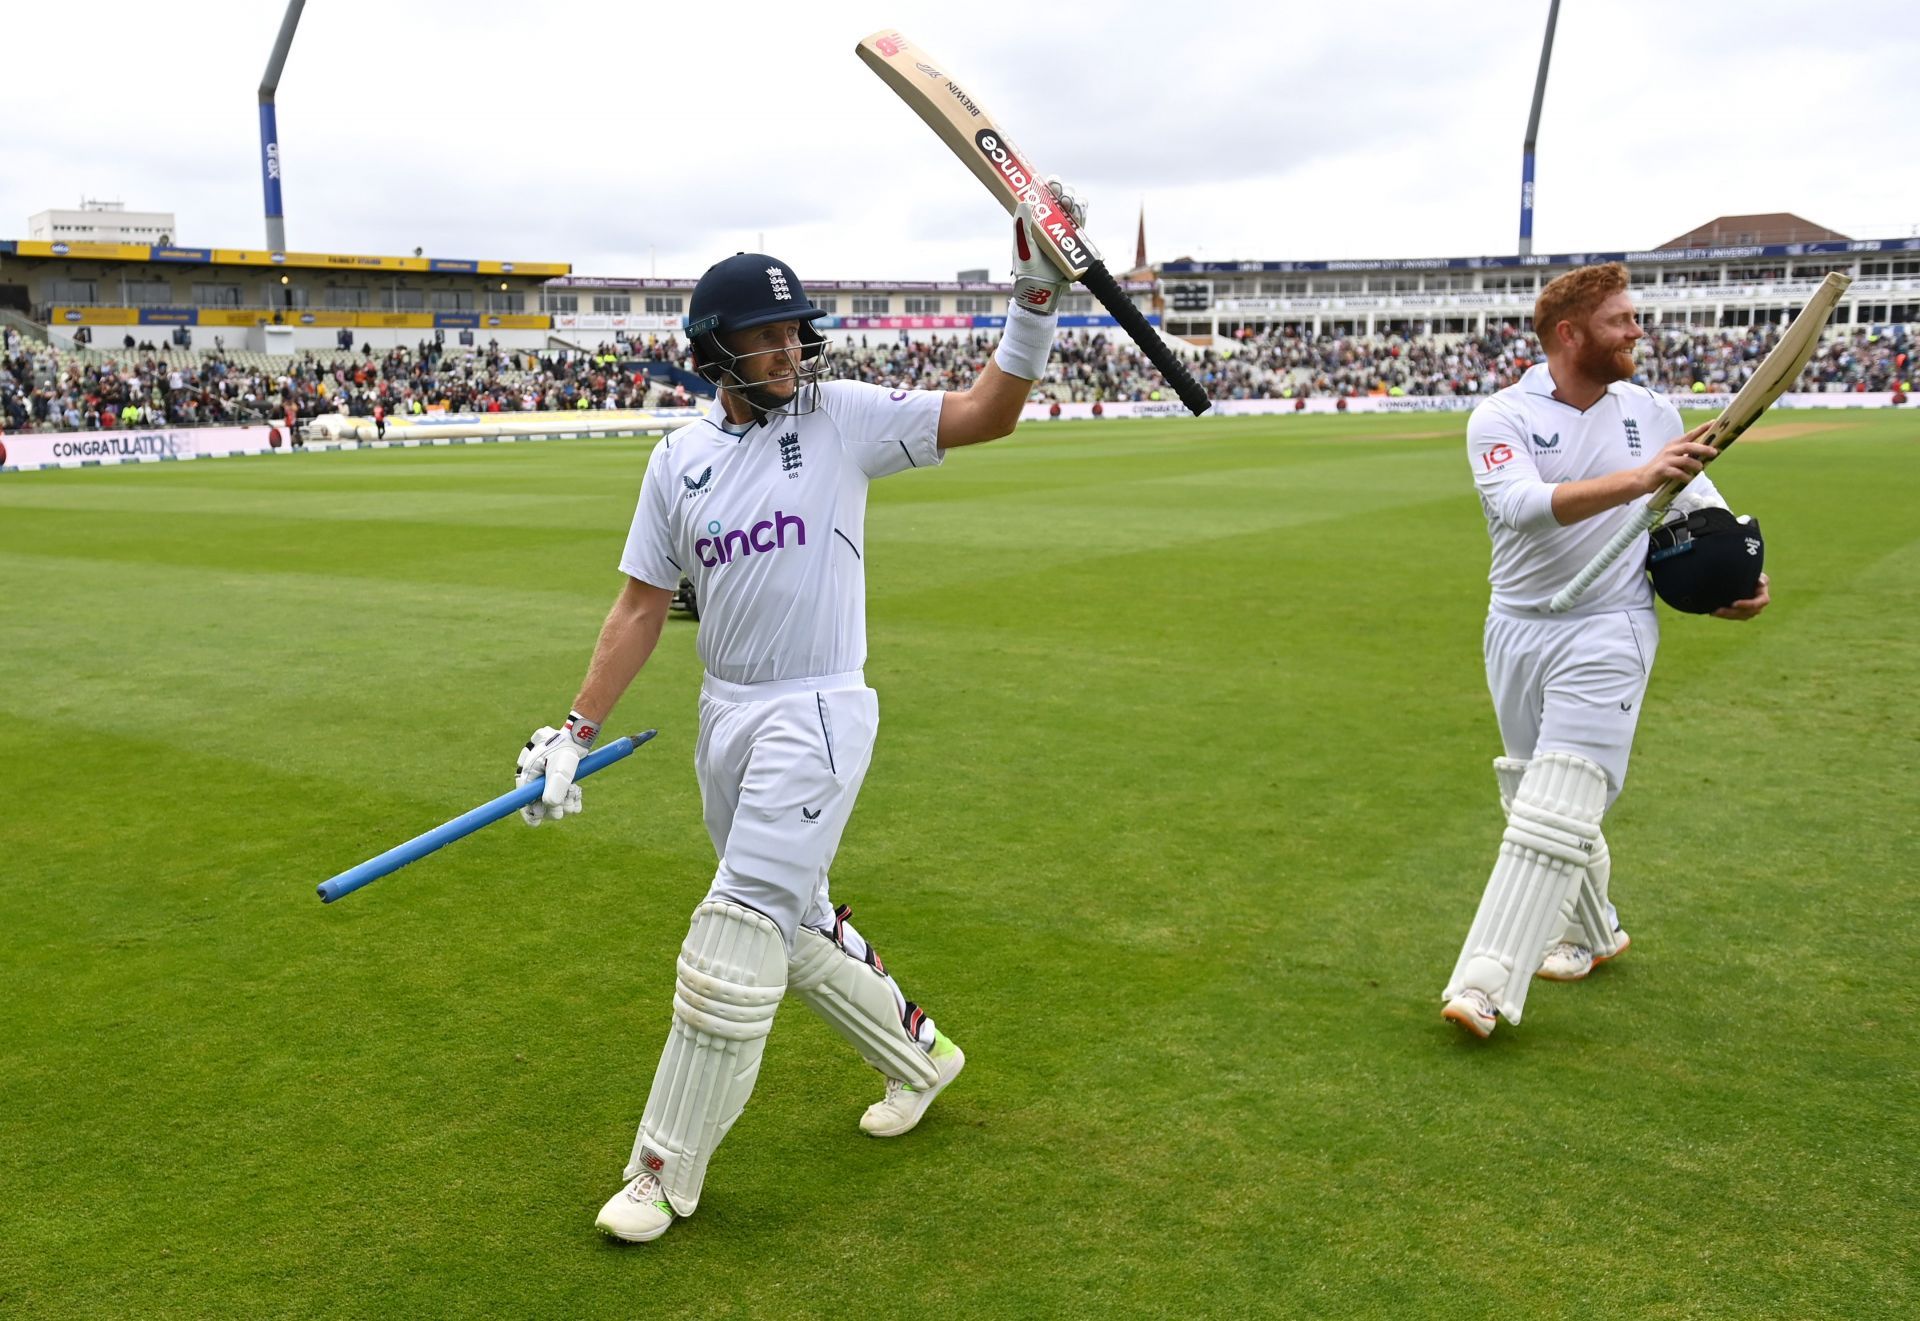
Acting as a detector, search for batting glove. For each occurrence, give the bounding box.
[516,711,599,826]
[1010,178,1087,315]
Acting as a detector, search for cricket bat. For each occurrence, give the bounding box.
[856,29,1212,416]
[1548,270,1850,613]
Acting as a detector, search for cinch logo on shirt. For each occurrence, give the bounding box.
[695,511,806,567]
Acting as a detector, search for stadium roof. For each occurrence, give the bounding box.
[1158,234,1919,276]
[0,239,567,277]
[1661,214,1850,248]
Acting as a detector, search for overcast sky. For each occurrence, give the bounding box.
[3,1,1912,282]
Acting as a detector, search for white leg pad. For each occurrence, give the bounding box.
[788,923,938,1089]
[1495,755,1622,959]
[625,901,786,1217]
[1449,751,1608,1023]
[1571,834,1625,958]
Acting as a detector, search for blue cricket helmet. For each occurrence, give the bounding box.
[685,253,829,381]
[1647,507,1764,613]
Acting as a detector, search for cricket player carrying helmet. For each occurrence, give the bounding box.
[1442,262,1772,1040]
[515,189,1087,1241]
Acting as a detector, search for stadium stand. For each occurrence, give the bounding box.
[0,336,702,435]
[6,212,1914,440]
[1,323,1910,437]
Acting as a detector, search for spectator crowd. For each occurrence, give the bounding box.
[835,323,1914,403]
[0,334,699,436]
[2,322,1910,437]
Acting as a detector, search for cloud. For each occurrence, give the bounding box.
[0,0,1912,280]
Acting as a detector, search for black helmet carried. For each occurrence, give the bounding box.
[685,253,830,417]
[1646,507,1764,613]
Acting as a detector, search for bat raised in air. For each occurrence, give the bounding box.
[1548,270,1851,613]
[856,29,1211,416]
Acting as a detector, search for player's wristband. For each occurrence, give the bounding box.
[564,711,600,748]
[994,298,1059,380]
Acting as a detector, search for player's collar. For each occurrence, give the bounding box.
[1519,362,1559,396]
[707,391,802,437]
[706,393,756,438]
[1524,360,1621,413]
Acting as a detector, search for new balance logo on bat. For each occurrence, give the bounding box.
[973,130,1092,271]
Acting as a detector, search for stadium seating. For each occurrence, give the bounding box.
[2,324,1910,439]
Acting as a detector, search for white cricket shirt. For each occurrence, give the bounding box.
[620,379,945,683]
[1468,362,1720,616]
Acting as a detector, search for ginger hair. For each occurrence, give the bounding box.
[1534,262,1629,350]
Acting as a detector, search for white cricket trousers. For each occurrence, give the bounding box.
[1484,607,1658,800]
[696,669,877,946]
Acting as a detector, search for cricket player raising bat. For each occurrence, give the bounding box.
[1442,262,1772,1039]
[514,188,1087,1241]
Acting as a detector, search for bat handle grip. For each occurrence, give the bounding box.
[1077,260,1212,416]
[1547,502,1667,613]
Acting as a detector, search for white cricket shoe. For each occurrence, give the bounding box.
[594,1171,675,1243]
[861,1032,965,1137]
[1537,929,1631,982]
[1442,988,1499,1039]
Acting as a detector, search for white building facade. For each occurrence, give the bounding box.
[28,201,178,246]
[1161,237,1920,343]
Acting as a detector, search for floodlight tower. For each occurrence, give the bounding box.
[1518,0,1561,256]
[259,0,306,253]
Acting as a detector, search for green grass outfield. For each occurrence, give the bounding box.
[1,410,1915,1318]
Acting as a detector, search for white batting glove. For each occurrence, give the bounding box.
[1010,178,1087,315]
[515,711,599,826]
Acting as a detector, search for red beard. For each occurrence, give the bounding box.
[1575,336,1636,384]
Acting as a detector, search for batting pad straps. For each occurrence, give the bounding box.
[628,901,786,1217]
[1493,756,1528,816]
[789,924,938,1089]
[994,300,1059,380]
[1505,787,1601,868]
